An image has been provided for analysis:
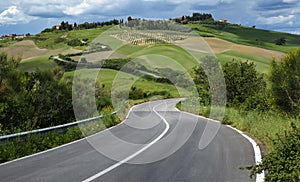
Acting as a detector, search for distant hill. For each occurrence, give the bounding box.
[170,12,300,53]
[1,16,300,73]
[188,23,300,53]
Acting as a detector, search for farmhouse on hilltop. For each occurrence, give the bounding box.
[218,19,230,24]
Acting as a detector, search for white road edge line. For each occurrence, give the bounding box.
[81,102,170,182]
[226,125,265,182]
[177,111,264,182]
[180,111,221,124]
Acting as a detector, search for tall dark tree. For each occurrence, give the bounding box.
[60,21,66,30]
[127,16,133,22]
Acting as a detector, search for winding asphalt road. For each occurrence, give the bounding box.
[0,99,256,182]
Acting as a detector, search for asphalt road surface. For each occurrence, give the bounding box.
[0,99,255,182]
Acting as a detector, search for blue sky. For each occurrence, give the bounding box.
[0,0,300,35]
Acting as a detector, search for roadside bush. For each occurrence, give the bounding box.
[250,123,300,181]
[95,84,112,110]
[129,86,146,100]
[148,90,171,98]
[269,49,300,114]
[0,127,83,163]
[241,91,271,112]
[101,106,119,128]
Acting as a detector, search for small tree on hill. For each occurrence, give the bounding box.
[275,37,286,45]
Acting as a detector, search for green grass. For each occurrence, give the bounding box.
[223,108,300,152]
[0,38,18,47]
[217,51,272,73]
[63,68,187,97]
[0,114,119,164]
[189,24,300,53]
[0,127,83,163]
[19,56,58,72]
[30,26,112,50]
[31,30,69,49]
[67,26,112,44]
[115,41,271,73]
[116,44,204,72]
[178,101,300,152]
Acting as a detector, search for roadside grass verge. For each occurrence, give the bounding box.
[205,106,299,152]
[0,112,120,164]
[0,127,83,164]
[223,108,300,152]
[177,100,300,152]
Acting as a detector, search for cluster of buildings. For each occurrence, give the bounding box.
[0,34,27,40]
[218,19,230,24]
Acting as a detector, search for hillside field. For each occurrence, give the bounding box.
[189,23,300,53]
[7,24,297,74]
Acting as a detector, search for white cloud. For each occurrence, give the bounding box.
[0,6,36,24]
[287,21,294,25]
[167,0,233,5]
[0,0,300,35]
[258,14,295,25]
[63,0,118,16]
[63,0,91,16]
[282,0,298,3]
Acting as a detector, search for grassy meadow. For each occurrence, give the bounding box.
[63,68,184,98]
[30,26,112,50]
[19,56,58,72]
[116,44,202,72]
[189,23,300,53]
[216,51,272,73]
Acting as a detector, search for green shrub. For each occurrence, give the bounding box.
[275,37,286,45]
[250,123,300,181]
[67,38,86,47]
[223,60,266,106]
[129,86,146,100]
[54,37,65,43]
[0,127,83,163]
[242,91,271,112]
[149,90,171,98]
[101,106,119,128]
[269,49,300,114]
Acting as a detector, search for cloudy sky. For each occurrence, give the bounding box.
[0,0,299,35]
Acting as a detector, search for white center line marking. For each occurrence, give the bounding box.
[82,102,170,182]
